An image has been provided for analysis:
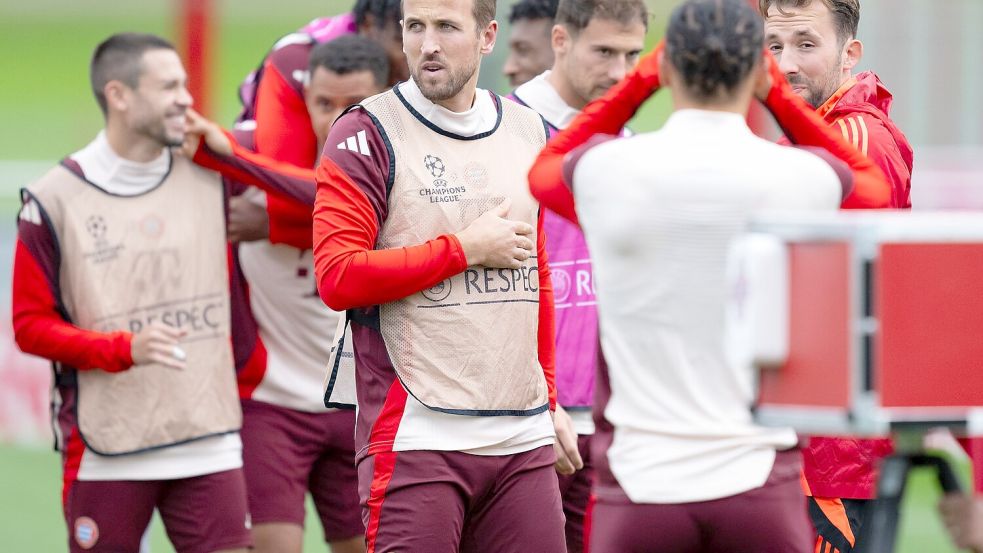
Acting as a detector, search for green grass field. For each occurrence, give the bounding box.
[0,444,969,552]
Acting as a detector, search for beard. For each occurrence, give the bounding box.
[788,62,844,109]
[136,118,186,148]
[412,54,479,104]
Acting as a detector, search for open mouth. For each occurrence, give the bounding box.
[421,62,445,74]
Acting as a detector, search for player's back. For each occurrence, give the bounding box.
[572,108,841,502]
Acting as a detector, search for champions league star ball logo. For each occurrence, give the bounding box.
[424,155,446,179]
[85,215,107,241]
[421,278,452,302]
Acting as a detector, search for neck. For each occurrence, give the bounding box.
[669,82,753,116]
[105,119,167,163]
[547,63,586,110]
[431,68,482,112]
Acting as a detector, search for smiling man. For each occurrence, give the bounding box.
[761,0,912,209]
[13,33,250,553]
[309,0,567,550]
[760,1,914,551]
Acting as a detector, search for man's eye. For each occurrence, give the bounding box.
[768,44,782,53]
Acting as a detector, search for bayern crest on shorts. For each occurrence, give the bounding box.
[74,516,99,549]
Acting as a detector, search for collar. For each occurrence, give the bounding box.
[662,109,752,135]
[816,76,858,120]
[512,71,580,130]
[70,131,171,196]
[398,77,500,137]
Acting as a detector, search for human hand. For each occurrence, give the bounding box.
[939,493,983,551]
[228,194,271,243]
[754,50,778,102]
[455,199,534,269]
[130,323,188,370]
[552,405,584,476]
[182,108,233,157]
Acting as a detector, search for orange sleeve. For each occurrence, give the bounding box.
[535,210,557,410]
[253,57,318,248]
[311,157,469,311]
[528,42,664,225]
[13,226,133,373]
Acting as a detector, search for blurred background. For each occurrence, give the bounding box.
[0,0,979,550]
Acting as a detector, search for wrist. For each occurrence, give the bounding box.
[452,230,480,266]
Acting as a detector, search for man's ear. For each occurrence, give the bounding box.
[104,81,129,113]
[551,24,569,57]
[842,38,863,71]
[480,20,498,54]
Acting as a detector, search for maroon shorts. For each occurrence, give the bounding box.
[65,468,251,553]
[240,398,363,541]
[358,445,566,553]
[556,434,594,553]
[590,449,812,553]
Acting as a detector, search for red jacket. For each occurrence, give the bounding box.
[820,71,914,209]
[804,72,914,500]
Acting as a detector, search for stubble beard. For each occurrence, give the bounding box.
[413,57,479,104]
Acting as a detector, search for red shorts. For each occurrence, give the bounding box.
[65,468,251,553]
[240,398,363,541]
[590,449,812,553]
[358,445,566,553]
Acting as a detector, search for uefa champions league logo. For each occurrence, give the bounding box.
[424,154,446,179]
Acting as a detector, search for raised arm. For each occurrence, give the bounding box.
[528,41,664,224]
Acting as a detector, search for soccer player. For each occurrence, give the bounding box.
[527,0,894,549]
[507,0,646,550]
[311,0,568,549]
[12,33,250,553]
[760,1,914,549]
[238,0,406,251]
[186,35,391,553]
[503,0,559,87]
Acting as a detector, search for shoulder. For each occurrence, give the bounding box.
[265,37,314,88]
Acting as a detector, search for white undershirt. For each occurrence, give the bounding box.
[70,132,242,481]
[513,71,581,131]
[387,79,555,456]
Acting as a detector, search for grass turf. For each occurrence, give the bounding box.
[0,443,967,552]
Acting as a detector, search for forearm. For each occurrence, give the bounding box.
[536,215,558,410]
[194,131,316,206]
[12,241,133,372]
[312,164,468,310]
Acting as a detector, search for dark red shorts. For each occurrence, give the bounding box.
[65,468,251,553]
[358,445,566,553]
[591,449,812,553]
[240,398,363,541]
[556,434,593,553]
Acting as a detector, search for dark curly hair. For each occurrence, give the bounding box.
[666,0,763,100]
[352,0,402,28]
